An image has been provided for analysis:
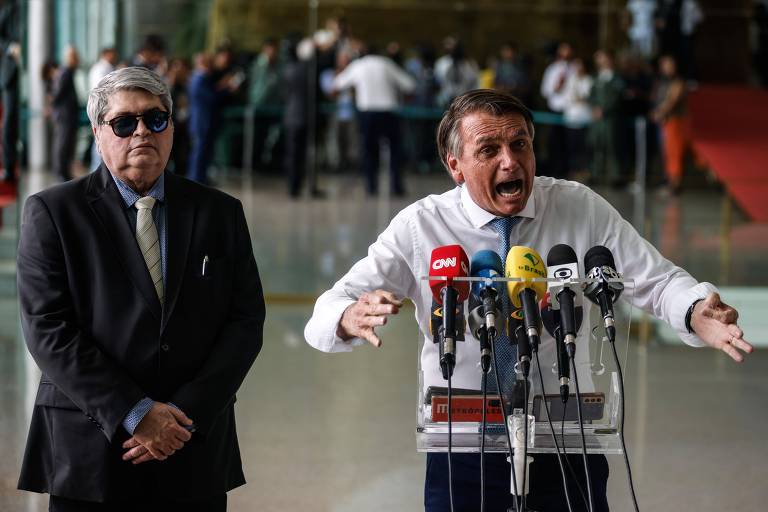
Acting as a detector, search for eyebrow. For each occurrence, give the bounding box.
[475,129,530,145]
[108,108,165,118]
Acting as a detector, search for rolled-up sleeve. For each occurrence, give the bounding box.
[589,190,717,347]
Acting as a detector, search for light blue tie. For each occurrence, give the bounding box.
[488,216,521,397]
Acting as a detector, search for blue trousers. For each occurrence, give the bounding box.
[425,452,610,512]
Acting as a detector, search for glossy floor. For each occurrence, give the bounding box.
[1,170,766,511]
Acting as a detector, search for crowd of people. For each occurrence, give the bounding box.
[29,0,710,197]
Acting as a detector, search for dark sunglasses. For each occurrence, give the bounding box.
[101,109,171,138]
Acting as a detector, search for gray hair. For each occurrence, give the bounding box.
[436,89,535,172]
[86,66,172,128]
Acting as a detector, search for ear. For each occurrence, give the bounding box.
[447,152,464,185]
[92,125,100,152]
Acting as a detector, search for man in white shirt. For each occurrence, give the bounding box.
[540,42,575,179]
[333,46,416,196]
[304,90,752,511]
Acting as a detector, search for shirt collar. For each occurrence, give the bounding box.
[110,172,165,209]
[460,182,536,229]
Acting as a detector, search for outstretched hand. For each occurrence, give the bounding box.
[690,292,753,362]
[337,290,403,348]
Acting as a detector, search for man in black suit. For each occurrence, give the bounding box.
[16,66,265,511]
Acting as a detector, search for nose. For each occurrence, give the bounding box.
[499,145,516,171]
[133,117,151,136]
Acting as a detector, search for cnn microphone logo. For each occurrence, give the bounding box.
[432,258,469,273]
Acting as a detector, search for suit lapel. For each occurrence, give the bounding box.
[86,165,162,320]
[162,172,194,332]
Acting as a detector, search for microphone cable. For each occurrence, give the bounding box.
[521,375,530,512]
[447,370,455,512]
[561,407,589,510]
[533,351,575,512]
[607,331,641,512]
[570,353,595,512]
[480,348,488,512]
[491,331,522,512]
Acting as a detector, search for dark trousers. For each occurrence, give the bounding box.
[2,92,18,181]
[358,111,404,195]
[52,117,77,181]
[188,128,214,185]
[50,494,226,512]
[425,453,609,512]
[283,124,307,197]
[545,122,569,180]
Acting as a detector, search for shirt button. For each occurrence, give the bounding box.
[161,344,170,352]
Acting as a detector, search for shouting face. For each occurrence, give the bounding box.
[447,111,536,217]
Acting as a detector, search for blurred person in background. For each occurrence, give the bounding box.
[405,43,439,173]
[247,37,283,172]
[1,41,19,184]
[51,46,80,182]
[625,0,657,58]
[562,57,593,182]
[679,0,704,85]
[187,53,239,185]
[88,47,119,171]
[320,48,358,173]
[540,41,575,179]
[651,54,699,194]
[493,42,530,103]
[166,57,191,175]
[589,50,624,186]
[435,37,479,107]
[132,34,167,76]
[281,36,317,198]
[617,51,654,179]
[333,42,416,196]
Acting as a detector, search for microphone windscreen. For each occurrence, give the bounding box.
[584,245,616,273]
[429,245,470,303]
[470,250,504,298]
[505,246,547,308]
[547,243,578,267]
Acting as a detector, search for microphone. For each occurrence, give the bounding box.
[429,245,470,379]
[583,246,624,343]
[505,246,547,377]
[470,249,505,337]
[467,295,492,373]
[547,244,583,359]
[540,292,575,403]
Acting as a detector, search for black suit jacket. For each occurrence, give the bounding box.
[17,165,265,502]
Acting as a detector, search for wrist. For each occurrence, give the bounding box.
[685,298,705,334]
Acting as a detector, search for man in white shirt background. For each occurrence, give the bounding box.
[304,89,752,511]
[333,44,416,197]
[540,42,576,180]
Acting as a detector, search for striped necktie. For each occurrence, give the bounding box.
[135,196,164,305]
[488,216,521,396]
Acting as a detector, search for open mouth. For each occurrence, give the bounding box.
[495,179,523,198]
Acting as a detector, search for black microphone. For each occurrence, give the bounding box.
[540,293,577,404]
[468,295,492,373]
[583,245,624,343]
[547,244,583,359]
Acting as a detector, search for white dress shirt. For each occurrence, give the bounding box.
[333,55,416,112]
[304,177,716,396]
[540,60,576,112]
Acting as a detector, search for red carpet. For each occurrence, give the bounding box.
[689,85,768,222]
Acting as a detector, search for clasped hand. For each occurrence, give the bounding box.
[122,402,194,464]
